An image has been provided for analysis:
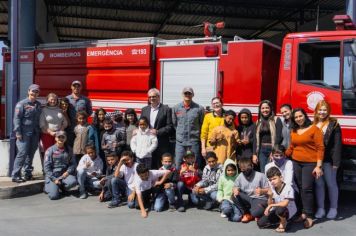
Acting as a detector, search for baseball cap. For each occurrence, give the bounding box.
[28,84,40,92]
[71,80,82,86]
[55,131,67,138]
[182,87,194,95]
[184,150,195,157]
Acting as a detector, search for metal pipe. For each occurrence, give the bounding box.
[9,0,20,176]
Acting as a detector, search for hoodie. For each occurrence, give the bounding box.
[236,108,256,160]
[196,162,223,194]
[216,159,238,202]
[130,128,158,159]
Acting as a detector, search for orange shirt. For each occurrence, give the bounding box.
[286,125,324,163]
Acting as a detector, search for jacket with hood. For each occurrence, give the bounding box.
[130,128,158,159]
[236,109,256,160]
[196,163,223,194]
[216,159,238,202]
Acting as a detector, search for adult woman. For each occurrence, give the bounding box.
[253,100,282,173]
[314,100,342,219]
[124,108,138,150]
[201,97,225,158]
[59,97,75,147]
[40,93,68,152]
[286,108,324,228]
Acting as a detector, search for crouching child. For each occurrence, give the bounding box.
[154,153,179,212]
[217,159,242,222]
[192,152,223,210]
[44,131,77,200]
[134,164,171,218]
[257,167,297,233]
[98,152,118,202]
[77,144,104,199]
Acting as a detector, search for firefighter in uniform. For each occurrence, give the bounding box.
[66,80,93,146]
[11,84,42,183]
[44,131,77,200]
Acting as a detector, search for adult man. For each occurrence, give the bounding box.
[172,87,205,169]
[12,84,42,182]
[280,104,292,148]
[66,80,92,146]
[141,88,173,169]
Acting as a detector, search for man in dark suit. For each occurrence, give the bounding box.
[141,88,173,169]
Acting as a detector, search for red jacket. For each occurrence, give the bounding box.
[179,163,201,190]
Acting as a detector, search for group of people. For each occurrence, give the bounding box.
[11,81,342,232]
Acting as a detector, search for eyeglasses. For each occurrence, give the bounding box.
[31,90,39,94]
[148,95,158,98]
[184,92,192,96]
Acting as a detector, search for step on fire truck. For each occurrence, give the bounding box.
[1,15,356,189]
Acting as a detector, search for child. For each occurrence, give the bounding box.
[257,167,297,233]
[154,153,179,212]
[73,111,90,164]
[176,150,202,212]
[217,159,242,222]
[264,144,294,188]
[232,157,269,223]
[209,110,239,164]
[124,108,138,150]
[77,144,104,199]
[130,116,158,169]
[44,131,77,200]
[192,151,223,210]
[98,152,119,202]
[236,109,256,162]
[102,117,126,157]
[133,164,171,218]
[108,151,138,208]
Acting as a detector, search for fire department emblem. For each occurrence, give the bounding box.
[37,52,45,62]
[306,91,324,111]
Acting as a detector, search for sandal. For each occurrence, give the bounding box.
[293,214,306,223]
[275,225,286,233]
[303,218,314,229]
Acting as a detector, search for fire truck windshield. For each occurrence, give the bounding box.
[342,40,356,115]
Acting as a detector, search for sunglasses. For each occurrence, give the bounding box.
[184,92,192,96]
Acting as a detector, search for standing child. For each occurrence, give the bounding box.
[98,152,119,202]
[102,118,126,157]
[108,151,138,208]
[124,108,138,150]
[154,153,179,212]
[130,117,158,169]
[77,144,104,199]
[192,152,223,210]
[44,131,77,200]
[257,167,297,233]
[73,111,90,164]
[236,108,256,162]
[176,150,202,212]
[133,164,171,218]
[217,159,242,222]
[232,158,269,223]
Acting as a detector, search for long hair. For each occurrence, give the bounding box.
[313,100,336,124]
[257,99,274,120]
[92,108,107,127]
[291,108,312,131]
[124,108,138,126]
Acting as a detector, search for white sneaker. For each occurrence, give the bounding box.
[220,213,227,218]
[315,208,325,219]
[326,208,337,219]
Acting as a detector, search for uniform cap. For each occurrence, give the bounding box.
[184,150,195,157]
[55,131,67,138]
[71,80,82,86]
[28,84,40,92]
[182,87,194,95]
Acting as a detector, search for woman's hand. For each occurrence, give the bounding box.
[312,166,323,179]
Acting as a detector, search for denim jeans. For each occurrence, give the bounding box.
[136,157,152,169]
[175,142,203,170]
[258,145,272,173]
[111,177,127,203]
[77,169,101,193]
[126,188,137,209]
[154,188,176,212]
[176,181,199,207]
[220,200,242,222]
[315,162,339,209]
[191,190,217,204]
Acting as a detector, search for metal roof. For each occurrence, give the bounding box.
[0,0,346,43]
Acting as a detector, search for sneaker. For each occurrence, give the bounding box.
[79,192,88,199]
[107,201,120,208]
[11,177,26,183]
[326,208,337,219]
[24,175,34,181]
[315,208,325,219]
[169,205,176,212]
[220,213,227,218]
[203,202,214,211]
[177,206,186,212]
[241,213,254,223]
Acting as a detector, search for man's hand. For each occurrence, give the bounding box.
[62,172,69,178]
[128,192,135,202]
[233,187,240,197]
[150,129,157,135]
[16,134,22,141]
[252,155,258,165]
[99,177,106,186]
[141,210,148,218]
[198,188,205,195]
[54,179,61,185]
[264,206,271,216]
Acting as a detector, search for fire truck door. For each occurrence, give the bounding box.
[342,40,356,115]
[160,58,219,108]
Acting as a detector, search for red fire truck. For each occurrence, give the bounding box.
[1,17,356,189]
